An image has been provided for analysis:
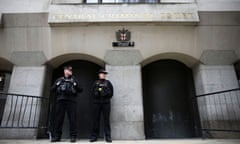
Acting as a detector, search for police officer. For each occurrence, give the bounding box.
[90,69,113,143]
[51,66,82,143]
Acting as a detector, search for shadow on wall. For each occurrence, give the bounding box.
[234,61,240,87]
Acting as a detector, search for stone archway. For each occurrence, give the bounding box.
[46,53,105,68]
[141,52,200,68]
[141,53,201,139]
[45,54,104,139]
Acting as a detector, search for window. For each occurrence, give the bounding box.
[84,0,159,4]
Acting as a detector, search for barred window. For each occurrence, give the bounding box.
[84,0,159,4]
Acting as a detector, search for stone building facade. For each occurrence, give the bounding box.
[0,0,240,139]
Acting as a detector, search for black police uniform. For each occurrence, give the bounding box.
[90,79,113,141]
[51,76,82,140]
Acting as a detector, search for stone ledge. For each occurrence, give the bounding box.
[200,50,238,65]
[10,51,47,66]
[52,0,83,4]
[0,128,38,139]
[2,13,49,27]
[52,0,195,4]
[198,11,240,26]
[161,0,195,3]
[48,4,199,23]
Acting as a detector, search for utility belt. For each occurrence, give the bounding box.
[94,97,111,104]
[57,85,76,95]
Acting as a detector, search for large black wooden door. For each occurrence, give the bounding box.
[52,60,101,138]
[142,60,200,138]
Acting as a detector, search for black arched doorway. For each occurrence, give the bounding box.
[51,60,102,139]
[142,60,201,139]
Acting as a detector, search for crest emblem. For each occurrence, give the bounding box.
[112,28,134,47]
[116,28,131,42]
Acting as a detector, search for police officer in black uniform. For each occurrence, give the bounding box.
[90,69,114,143]
[51,66,82,143]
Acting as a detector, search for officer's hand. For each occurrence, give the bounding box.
[73,82,77,86]
[98,87,102,92]
[56,81,61,86]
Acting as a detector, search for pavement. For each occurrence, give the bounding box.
[0,139,240,144]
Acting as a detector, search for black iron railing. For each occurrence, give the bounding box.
[0,92,49,129]
[195,88,240,137]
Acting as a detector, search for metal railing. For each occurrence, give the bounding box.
[195,88,240,137]
[0,92,49,129]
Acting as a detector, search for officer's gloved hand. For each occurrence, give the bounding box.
[73,82,77,87]
[56,81,61,86]
[98,87,103,92]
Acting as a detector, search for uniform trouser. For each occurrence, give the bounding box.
[91,102,111,138]
[55,100,77,138]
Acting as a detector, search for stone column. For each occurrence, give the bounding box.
[194,64,239,94]
[104,50,145,140]
[0,51,47,139]
[193,64,240,137]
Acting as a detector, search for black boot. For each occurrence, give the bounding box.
[51,137,61,142]
[89,137,98,142]
[70,137,77,143]
[105,136,112,143]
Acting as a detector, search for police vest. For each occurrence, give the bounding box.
[57,77,77,95]
[96,80,110,97]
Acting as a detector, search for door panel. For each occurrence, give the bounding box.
[142,60,200,138]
